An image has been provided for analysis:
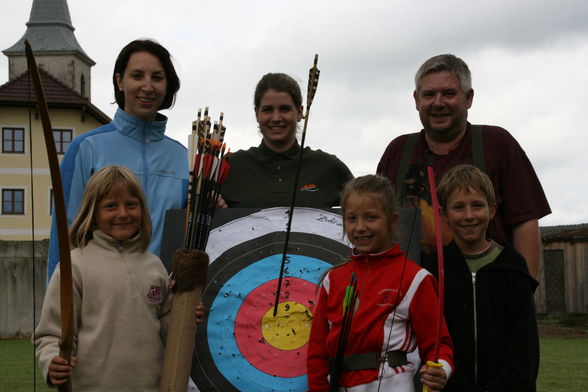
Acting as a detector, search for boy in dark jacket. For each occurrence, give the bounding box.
[422,164,539,392]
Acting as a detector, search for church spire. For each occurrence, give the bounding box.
[3,0,94,98]
[28,0,75,31]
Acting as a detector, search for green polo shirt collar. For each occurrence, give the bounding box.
[256,140,301,161]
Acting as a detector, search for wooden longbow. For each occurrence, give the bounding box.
[25,40,74,392]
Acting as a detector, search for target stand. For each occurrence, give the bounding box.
[161,207,419,392]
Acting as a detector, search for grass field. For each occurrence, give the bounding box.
[0,339,51,392]
[538,338,588,392]
[1,337,587,391]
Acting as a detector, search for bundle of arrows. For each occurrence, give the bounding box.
[185,107,231,251]
[329,272,358,391]
[160,108,230,392]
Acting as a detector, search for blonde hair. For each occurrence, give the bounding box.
[437,164,495,210]
[340,174,398,226]
[69,166,152,251]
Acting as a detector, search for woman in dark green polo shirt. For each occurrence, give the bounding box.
[220,73,353,208]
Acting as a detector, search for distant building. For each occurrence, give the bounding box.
[536,224,588,314]
[0,0,109,240]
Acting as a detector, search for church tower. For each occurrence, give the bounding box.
[2,0,95,99]
[0,0,108,244]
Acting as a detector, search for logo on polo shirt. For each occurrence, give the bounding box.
[300,184,318,192]
[147,285,162,304]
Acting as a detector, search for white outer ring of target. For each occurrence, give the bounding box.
[205,207,350,259]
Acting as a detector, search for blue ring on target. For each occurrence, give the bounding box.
[207,254,330,391]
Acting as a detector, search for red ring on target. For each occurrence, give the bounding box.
[234,278,317,377]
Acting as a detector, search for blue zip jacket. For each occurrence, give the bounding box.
[48,108,188,280]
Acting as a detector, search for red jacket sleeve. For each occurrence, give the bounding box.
[307,284,331,391]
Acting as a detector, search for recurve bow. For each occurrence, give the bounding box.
[273,54,320,317]
[423,152,446,391]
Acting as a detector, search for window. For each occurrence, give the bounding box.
[81,74,86,97]
[2,189,25,215]
[2,127,25,153]
[53,129,73,155]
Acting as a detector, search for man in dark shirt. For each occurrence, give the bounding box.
[377,54,550,278]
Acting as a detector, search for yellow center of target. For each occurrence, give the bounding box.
[261,301,313,350]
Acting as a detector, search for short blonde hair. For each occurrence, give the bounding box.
[69,166,152,251]
[437,164,495,210]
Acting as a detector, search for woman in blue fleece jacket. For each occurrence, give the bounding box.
[47,39,188,280]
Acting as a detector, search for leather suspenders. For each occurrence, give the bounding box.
[395,124,485,195]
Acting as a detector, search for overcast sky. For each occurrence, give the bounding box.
[2,0,587,226]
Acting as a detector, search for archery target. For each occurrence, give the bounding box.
[191,208,350,392]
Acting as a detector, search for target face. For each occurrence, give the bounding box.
[191,208,350,392]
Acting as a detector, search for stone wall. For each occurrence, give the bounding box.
[0,240,48,338]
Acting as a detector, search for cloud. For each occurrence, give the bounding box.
[1,0,587,225]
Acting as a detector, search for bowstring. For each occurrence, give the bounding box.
[27,66,38,392]
[376,161,427,392]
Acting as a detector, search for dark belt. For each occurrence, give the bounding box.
[329,351,408,372]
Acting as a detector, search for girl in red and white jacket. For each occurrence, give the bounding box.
[307,175,453,391]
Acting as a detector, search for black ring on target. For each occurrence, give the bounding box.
[191,231,349,392]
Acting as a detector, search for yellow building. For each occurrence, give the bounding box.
[0,0,109,240]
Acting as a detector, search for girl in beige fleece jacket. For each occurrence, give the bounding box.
[35,166,171,391]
